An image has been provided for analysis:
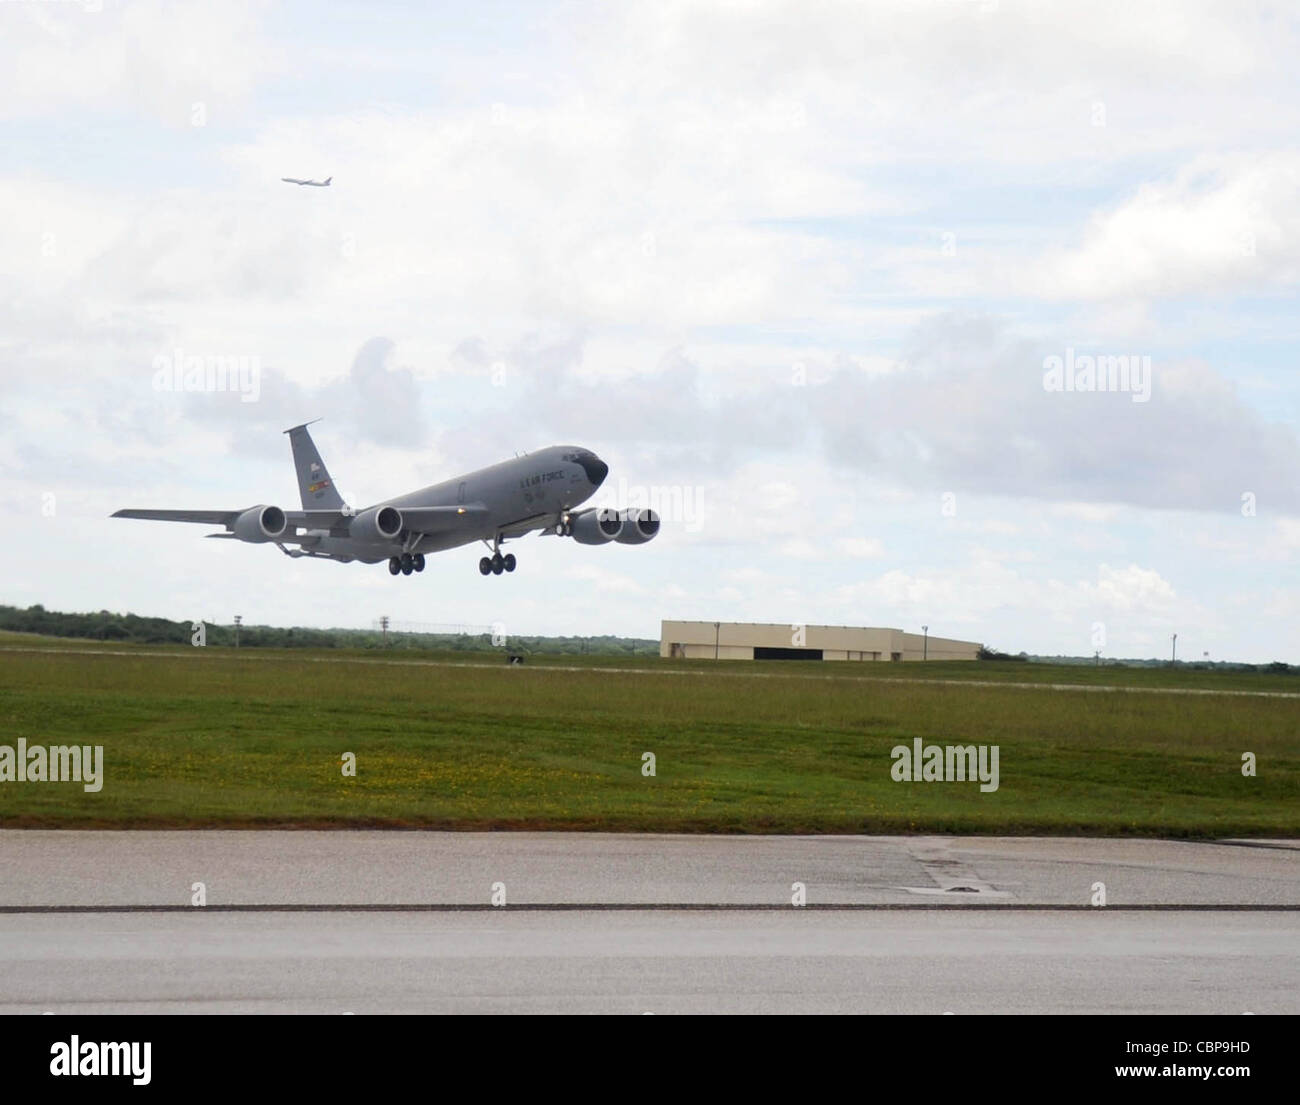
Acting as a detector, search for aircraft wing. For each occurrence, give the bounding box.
[281,509,348,532]
[280,504,489,536]
[114,504,488,537]
[112,509,242,525]
[114,507,352,533]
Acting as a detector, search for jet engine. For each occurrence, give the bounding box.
[232,505,287,543]
[568,507,623,545]
[349,505,403,542]
[615,507,660,544]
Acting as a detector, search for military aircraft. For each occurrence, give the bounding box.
[112,421,658,577]
[281,176,332,187]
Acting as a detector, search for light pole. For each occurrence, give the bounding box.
[233,614,241,649]
[714,622,721,660]
[381,615,390,647]
[922,625,928,661]
[1171,633,1177,666]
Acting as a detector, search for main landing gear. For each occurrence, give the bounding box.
[478,551,516,576]
[388,553,425,577]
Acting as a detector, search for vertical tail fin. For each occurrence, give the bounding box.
[285,420,345,509]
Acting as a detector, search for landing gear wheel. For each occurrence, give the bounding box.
[400,553,414,577]
[491,552,504,575]
[503,553,516,573]
[388,557,401,576]
[413,554,425,573]
[479,557,493,576]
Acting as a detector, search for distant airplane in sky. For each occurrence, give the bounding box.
[112,421,658,578]
[281,176,332,187]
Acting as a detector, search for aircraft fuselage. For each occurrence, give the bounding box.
[299,445,607,563]
[111,424,652,578]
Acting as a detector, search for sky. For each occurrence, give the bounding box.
[2,0,1298,661]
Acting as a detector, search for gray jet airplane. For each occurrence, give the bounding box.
[112,421,658,577]
[281,176,332,187]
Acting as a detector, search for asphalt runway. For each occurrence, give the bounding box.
[1,832,1296,1013]
[3,831,1297,906]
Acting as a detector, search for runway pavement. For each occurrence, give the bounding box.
[1,830,1296,906]
[3,910,1294,1014]
[1,832,1296,1013]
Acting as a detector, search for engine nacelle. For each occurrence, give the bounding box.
[232,504,287,543]
[569,507,623,545]
[615,507,660,544]
[349,505,403,542]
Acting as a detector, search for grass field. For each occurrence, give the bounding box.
[0,636,1296,835]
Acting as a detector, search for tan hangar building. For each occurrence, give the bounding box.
[660,620,982,662]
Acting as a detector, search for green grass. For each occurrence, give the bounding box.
[0,641,1296,835]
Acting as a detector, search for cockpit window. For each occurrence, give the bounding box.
[573,451,608,487]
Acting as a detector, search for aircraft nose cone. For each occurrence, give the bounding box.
[578,453,608,488]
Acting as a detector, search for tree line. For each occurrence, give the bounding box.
[0,604,658,655]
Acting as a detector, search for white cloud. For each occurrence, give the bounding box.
[1050,503,1122,523]
[0,0,278,124]
[835,537,884,558]
[1034,153,1300,301]
[1089,563,1178,613]
[776,539,819,560]
[566,563,646,594]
